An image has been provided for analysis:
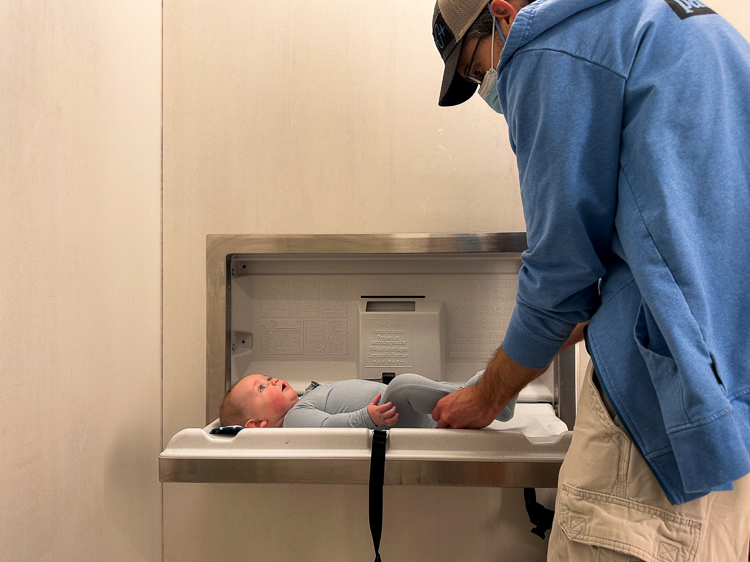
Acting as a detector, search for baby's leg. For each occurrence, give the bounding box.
[379,372,518,428]
[379,374,459,428]
[461,369,485,389]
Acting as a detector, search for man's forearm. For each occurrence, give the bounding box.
[477,321,588,413]
[476,346,548,411]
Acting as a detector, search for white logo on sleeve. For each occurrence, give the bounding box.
[664,0,717,20]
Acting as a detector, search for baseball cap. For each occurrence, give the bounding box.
[432,0,491,106]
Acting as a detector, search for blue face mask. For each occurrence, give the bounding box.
[478,6,507,114]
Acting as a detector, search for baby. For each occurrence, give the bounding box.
[219,371,518,429]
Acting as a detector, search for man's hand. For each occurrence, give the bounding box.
[432,385,500,429]
[367,394,399,427]
[432,346,547,429]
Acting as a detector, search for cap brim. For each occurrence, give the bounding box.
[438,39,478,107]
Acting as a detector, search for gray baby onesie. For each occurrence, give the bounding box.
[281,371,518,429]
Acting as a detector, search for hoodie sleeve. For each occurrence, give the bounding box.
[499,50,625,368]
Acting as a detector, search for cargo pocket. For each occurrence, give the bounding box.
[557,484,701,562]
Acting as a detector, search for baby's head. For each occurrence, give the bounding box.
[219,374,299,428]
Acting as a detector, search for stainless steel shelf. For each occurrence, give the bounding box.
[160,458,563,487]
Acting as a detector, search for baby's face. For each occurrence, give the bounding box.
[235,374,299,427]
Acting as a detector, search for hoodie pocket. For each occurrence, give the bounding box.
[633,300,686,428]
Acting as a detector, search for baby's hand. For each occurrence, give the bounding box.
[367,394,399,427]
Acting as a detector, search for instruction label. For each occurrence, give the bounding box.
[365,318,413,368]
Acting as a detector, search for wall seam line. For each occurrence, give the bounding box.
[160,0,165,560]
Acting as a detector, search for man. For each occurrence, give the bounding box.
[430,0,750,559]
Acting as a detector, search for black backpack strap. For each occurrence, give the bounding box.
[524,488,555,539]
[369,429,388,562]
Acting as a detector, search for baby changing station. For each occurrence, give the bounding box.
[160,233,575,487]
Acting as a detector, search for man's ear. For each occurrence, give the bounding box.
[244,419,268,428]
[489,0,519,26]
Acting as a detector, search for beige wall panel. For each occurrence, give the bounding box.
[0,1,162,561]
[163,1,750,561]
[715,0,750,33]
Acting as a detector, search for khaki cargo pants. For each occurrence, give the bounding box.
[547,363,750,562]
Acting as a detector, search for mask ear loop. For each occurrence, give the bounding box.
[488,6,507,71]
[497,20,507,45]
[490,9,496,71]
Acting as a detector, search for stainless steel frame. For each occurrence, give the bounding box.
[160,458,562,487]
[205,232,538,423]
[554,347,578,430]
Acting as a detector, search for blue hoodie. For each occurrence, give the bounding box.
[496,0,750,504]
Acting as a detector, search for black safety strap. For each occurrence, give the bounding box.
[369,429,388,562]
[523,488,555,539]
